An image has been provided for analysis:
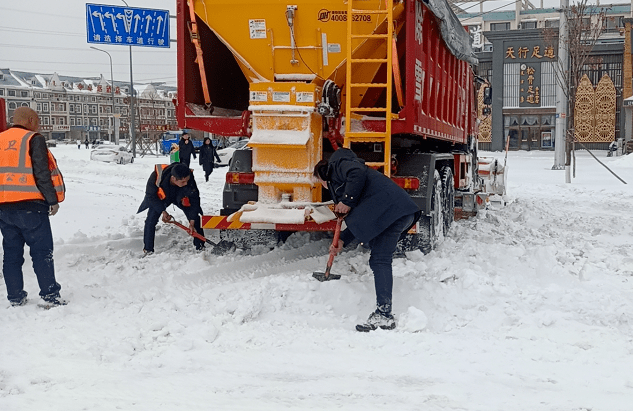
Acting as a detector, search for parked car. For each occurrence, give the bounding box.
[45,139,57,147]
[216,139,249,166]
[90,145,134,164]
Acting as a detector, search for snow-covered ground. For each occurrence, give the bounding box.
[2,145,633,410]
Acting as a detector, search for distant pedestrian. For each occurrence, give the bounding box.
[84,138,89,149]
[0,107,67,307]
[77,139,81,149]
[199,137,221,182]
[178,132,196,167]
[169,143,180,164]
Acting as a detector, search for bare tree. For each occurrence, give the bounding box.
[137,89,167,156]
[543,0,606,178]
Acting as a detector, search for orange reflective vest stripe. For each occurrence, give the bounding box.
[154,164,193,207]
[155,164,168,200]
[0,128,66,204]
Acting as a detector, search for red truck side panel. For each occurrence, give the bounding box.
[176,0,250,136]
[398,0,473,145]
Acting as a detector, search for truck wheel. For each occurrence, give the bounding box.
[440,166,455,235]
[418,170,443,254]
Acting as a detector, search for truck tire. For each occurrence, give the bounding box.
[418,170,443,254]
[440,166,454,235]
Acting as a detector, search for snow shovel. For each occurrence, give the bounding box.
[312,216,344,282]
[165,215,218,248]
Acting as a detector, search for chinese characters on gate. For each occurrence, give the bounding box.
[505,45,556,60]
[505,44,556,107]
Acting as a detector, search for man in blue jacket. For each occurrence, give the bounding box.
[314,148,420,332]
[137,163,204,254]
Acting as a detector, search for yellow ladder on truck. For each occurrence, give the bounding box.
[345,0,394,177]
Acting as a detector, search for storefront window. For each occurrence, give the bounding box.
[504,116,519,127]
[503,64,520,108]
[521,116,539,126]
[504,114,555,150]
[541,115,554,126]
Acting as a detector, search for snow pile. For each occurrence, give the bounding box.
[1,147,633,410]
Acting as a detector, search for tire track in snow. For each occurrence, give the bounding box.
[57,234,338,286]
[197,241,333,284]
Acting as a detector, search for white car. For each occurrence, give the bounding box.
[90,145,134,164]
[216,139,249,166]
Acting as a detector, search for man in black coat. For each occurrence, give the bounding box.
[314,148,420,332]
[198,137,221,182]
[137,163,205,254]
[178,132,197,167]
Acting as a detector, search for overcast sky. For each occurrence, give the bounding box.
[0,0,610,86]
[1,0,176,85]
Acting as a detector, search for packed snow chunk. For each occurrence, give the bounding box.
[405,249,425,262]
[249,127,310,146]
[399,306,428,333]
[70,230,89,243]
[239,205,306,224]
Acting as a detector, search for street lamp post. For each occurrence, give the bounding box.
[90,46,116,144]
[121,0,136,157]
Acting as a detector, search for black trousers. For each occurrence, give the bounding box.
[180,156,191,167]
[143,208,204,252]
[367,213,416,315]
[0,209,61,303]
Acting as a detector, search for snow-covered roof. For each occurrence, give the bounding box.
[0,68,174,100]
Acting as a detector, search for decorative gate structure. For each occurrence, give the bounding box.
[594,75,617,143]
[574,74,616,143]
[574,75,596,142]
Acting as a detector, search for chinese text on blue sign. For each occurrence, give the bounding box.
[86,3,170,48]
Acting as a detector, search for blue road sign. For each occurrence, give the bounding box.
[86,3,170,48]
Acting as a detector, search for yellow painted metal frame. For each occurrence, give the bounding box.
[247,82,323,203]
[344,0,393,177]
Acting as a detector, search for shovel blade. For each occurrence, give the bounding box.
[312,272,341,282]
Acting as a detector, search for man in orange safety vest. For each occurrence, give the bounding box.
[0,107,66,307]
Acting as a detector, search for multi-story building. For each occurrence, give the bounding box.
[458,2,629,53]
[0,68,178,142]
[457,2,631,151]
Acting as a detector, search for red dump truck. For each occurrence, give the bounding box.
[175,0,500,252]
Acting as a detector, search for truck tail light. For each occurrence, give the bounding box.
[226,172,255,185]
[391,177,420,190]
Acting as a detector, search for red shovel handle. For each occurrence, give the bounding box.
[324,217,343,276]
[166,216,213,244]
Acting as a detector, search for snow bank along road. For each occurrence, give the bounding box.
[2,145,633,410]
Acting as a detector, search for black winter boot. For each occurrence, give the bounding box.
[356,310,396,332]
